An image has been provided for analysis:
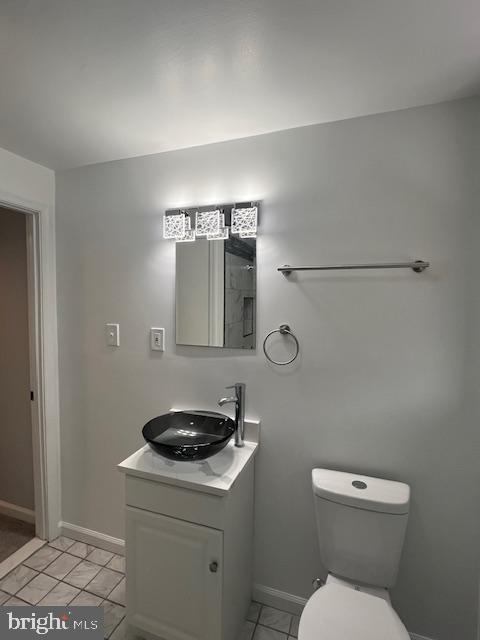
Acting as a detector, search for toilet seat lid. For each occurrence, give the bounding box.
[299,584,410,640]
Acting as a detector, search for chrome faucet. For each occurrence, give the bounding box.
[218,382,246,447]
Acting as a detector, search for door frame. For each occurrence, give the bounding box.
[0,190,61,541]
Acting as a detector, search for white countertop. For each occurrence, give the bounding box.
[118,428,258,496]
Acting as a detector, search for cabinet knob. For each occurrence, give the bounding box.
[209,561,218,573]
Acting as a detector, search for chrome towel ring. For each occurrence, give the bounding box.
[263,324,299,366]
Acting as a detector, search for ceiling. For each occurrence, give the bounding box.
[0,0,479,170]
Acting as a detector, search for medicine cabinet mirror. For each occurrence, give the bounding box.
[176,235,256,349]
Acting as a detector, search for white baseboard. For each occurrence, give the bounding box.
[410,634,436,640]
[0,499,35,524]
[59,521,125,556]
[253,583,307,616]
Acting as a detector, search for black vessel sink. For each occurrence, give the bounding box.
[142,411,235,461]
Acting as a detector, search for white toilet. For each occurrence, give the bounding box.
[299,468,411,640]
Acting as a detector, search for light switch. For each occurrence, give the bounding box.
[106,323,120,347]
[150,327,165,351]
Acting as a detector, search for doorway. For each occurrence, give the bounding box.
[0,197,60,569]
[0,207,36,559]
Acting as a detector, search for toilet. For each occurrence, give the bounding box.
[299,468,411,640]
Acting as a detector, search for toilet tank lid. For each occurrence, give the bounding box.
[312,469,410,515]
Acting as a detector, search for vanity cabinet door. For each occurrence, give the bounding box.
[126,506,223,640]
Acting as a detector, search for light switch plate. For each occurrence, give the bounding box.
[106,323,120,347]
[150,327,165,351]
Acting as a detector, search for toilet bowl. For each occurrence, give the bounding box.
[299,576,409,640]
[300,468,411,640]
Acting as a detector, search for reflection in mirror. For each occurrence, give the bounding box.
[176,237,256,348]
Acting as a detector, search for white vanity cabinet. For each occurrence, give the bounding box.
[118,439,257,640]
[126,506,223,640]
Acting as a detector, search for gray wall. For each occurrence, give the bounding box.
[0,207,34,510]
[56,97,480,640]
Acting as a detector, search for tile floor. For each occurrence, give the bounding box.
[241,601,300,640]
[0,536,126,640]
[0,535,300,640]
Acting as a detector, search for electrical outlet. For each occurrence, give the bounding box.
[150,327,165,351]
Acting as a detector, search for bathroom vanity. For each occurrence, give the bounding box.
[118,422,258,640]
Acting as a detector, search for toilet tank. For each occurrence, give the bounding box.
[312,468,410,588]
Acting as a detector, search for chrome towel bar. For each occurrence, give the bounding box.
[278,260,429,276]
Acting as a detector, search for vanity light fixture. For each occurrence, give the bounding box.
[195,209,221,236]
[163,211,194,241]
[163,202,259,242]
[231,206,258,238]
[207,213,229,240]
[175,215,196,242]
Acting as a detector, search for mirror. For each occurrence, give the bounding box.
[176,236,256,348]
